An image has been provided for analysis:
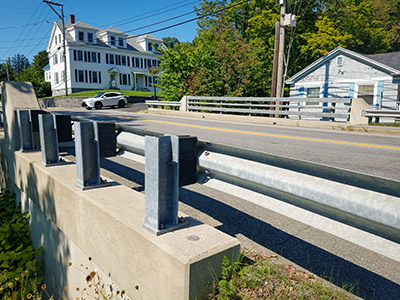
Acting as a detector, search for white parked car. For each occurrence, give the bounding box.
[81,92,127,110]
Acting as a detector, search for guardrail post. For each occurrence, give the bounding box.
[75,121,108,190]
[30,110,46,149]
[38,114,60,166]
[16,110,34,151]
[94,122,116,158]
[143,135,184,235]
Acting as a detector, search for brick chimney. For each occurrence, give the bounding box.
[69,14,75,24]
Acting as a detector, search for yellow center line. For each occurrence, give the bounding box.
[89,113,400,150]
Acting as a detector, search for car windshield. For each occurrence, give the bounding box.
[93,93,105,98]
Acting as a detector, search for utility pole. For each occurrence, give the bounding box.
[43,0,68,96]
[276,0,286,98]
[0,60,10,81]
[271,22,280,98]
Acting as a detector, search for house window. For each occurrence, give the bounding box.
[78,70,84,82]
[91,52,97,63]
[77,50,83,61]
[307,87,320,98]
[337,56,343,66]
[78,31,84,41]
[54,72,59,84]
[53,54,58,65]
[155,43,159,49]
[98,53,101,64]
[121,56,126,66]
[119,37,124,47]
[121,74,128,85]
[92,71,98,83]
[135,57,140,68]
[110,36,116,45]
[88,32,93,43]
[109,54,115,64]
[358,84,374,105]
[148,42,152,51]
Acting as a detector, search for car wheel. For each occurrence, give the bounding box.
[118,100,125,108]
[86,107,92,110]
[95,102,103,110]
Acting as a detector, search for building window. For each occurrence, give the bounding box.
[77,50,83,61]
[88,32,93,43]
[121,74,128,85]
[98,53,101,64]
[307,87,320,98]
[118,37,124,47]
[110,36,116,45]
[135,57,140,68]
[78,31,84,41]
[358,84,374,104]
[53,54,58,65]
[109,54,115,64]
[54,72,59,84]
[78,70,84,82]
[91,52,97,63]
[337,56,343,66]
[148,42,153,51]
[121,56,126,66]
[92,71,98,83]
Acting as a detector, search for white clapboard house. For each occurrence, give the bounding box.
[45,15,163,96]
[286,47,400,110]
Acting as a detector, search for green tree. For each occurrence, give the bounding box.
[162,37,180,49]
[17,50,50,98]
[9,54,30,74]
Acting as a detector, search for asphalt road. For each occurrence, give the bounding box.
[54,105,400,299]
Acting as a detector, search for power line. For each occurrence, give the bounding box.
[124,0,250,41]
[124,8,197,34]
[0,18,56,31]
[0,37,48,44]
[25,27,53,57]
[0,2,43,60]
[18,9,51,54]
[103,0,199,28]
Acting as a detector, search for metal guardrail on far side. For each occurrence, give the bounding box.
[362,109,400,123]
[146,96,373,125]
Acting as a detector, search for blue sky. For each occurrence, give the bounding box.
[0,0,202,63]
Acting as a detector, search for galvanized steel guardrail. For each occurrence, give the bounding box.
[7,109,400,243]
[147,96,352,121]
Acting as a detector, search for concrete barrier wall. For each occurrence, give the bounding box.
[0,81,239,299]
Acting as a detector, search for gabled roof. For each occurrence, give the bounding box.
[364,52,400,71]
[286,47,400,84]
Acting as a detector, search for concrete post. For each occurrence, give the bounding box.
[38,114,60,166]
[144,135,184,235]
[75,122,102,189]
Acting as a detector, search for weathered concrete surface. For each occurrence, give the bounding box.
[0,81,240,299]
[4,150,239,299]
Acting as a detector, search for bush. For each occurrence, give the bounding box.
[0,191,44,299]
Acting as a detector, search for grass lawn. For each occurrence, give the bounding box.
[42,89,153,98]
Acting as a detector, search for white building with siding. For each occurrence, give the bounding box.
[286,47,400,110]
[45,15,163,96]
